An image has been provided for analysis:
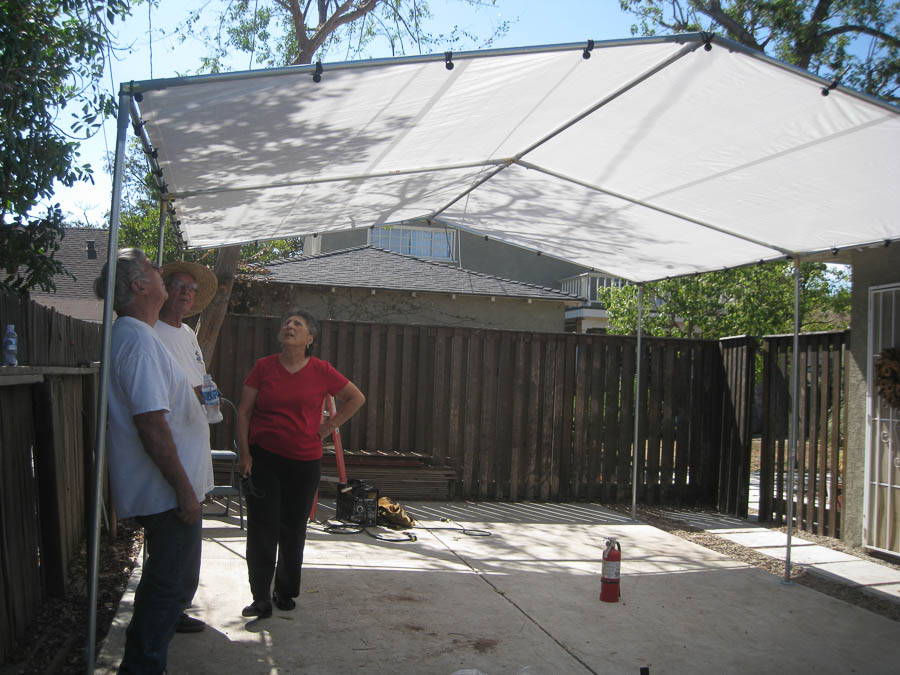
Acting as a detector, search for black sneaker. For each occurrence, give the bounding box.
[175,613,206,633]
[272,591,296,611]
[241,599,272,619]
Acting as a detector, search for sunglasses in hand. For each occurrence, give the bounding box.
[240,474,266,499]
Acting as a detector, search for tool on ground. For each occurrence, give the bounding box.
[336,479,380,526]
[600,537,621,602]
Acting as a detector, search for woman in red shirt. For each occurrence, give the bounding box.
[236,309,365,618]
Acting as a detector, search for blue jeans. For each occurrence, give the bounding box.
[119,509,202,675]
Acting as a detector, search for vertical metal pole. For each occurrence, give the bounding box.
[632,284,644,521]
[783,260,801,583]
[157,198,167,266]
[86,90,131,673]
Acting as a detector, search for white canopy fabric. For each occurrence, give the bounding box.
[131,34,900,282]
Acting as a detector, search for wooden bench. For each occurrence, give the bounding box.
[320,448,457,501]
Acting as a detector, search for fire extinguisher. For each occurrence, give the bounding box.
[600,537,621,602]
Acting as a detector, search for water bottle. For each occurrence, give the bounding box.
[3,325,18,366]
[201,374,223,423]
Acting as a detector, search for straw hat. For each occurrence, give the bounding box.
[160,261,218,317]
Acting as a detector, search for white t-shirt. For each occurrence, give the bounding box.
[107,316,213,518]
[154,320,206,389]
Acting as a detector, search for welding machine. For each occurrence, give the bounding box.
[336,479,379,526]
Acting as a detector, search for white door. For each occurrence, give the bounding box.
[865,284,900,555]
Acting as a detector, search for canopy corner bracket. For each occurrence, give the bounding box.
[821,76,840,97]
[582,39,594,60]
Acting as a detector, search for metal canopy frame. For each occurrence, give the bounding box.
[84,33,900,671]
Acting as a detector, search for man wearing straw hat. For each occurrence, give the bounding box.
[155,261,218,401]
[153,260,218,635]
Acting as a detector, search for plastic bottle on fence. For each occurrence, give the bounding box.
[3,325,18,366]
[201,374,223,423]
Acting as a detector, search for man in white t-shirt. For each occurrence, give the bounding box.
[153,260,218,635]
[94,249,212,674]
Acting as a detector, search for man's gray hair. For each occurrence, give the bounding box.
[93,248,151,314]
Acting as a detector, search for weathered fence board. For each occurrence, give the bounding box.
[0,292,101,663]
[757,331,848,537]
[717,336,757,516]
[0,384,41,664]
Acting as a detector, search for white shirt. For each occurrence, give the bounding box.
[107,316,213,518]
[154,320,206,388]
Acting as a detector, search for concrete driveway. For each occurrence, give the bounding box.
[96,501,899,674]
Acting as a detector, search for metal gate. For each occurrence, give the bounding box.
[865,284,900,555]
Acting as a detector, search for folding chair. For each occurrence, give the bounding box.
[208,397,244,528]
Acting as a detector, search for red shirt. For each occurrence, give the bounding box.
[245,354,349,460]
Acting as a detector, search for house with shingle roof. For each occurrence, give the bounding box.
[230,246,581,332]
[304,220,625,332]
[29,227,108,322]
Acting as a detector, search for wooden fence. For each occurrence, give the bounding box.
[758,331,848,537]
[209,316,754,506]
[0,299,759,664]
[0,292,101,664]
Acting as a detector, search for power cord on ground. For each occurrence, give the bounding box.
[317,517,491,541]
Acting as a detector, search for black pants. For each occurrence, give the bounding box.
[245,445,321,603]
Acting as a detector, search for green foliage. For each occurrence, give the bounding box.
[176,0,509,70]
[0,216,72,294]
[619,0,900,103]
[598,261,851,338]
[0,0,132,294]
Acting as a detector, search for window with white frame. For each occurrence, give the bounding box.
[370,225,455,261]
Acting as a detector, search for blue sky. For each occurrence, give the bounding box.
[54,0,638,224]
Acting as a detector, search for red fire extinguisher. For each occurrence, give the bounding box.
[600,537,621,603]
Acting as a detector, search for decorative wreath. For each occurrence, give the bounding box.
[875,347,900,409]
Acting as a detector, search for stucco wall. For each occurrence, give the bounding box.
[319,229,367,251]
[317,225,592,290]
[844,246,900,545]
[230,280,567,332]
[456,230,590,290]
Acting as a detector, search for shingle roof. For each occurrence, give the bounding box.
[250,246,579,302]
[25,227,108,321]
[29,227,108,302]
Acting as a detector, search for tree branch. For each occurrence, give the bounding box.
[286,0,312,63]
[819,24,900,49]
[700,0,765,52]
[293,0,380,64]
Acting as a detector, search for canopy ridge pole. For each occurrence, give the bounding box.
[517,161,794,256]
[783,258,801,584]
[86,90,132,674]
[126,34,706,95]
[632,284,645,521]
[430,40,708,221]
[168,159,502,200]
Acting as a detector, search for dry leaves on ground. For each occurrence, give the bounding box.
[1,520,143,675]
